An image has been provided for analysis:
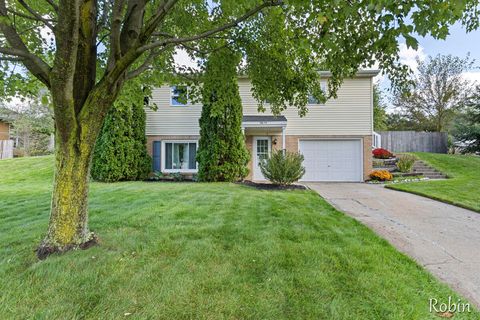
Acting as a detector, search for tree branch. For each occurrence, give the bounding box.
[44,0,58,12]
[17,0,55,30]
[7,8,46,22]
[126,47,169,80]
[140,0,179,39]
[107,0,125,71]
[137,0,283,53]
[0,0,52,86]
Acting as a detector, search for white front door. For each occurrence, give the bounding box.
[253,137,271,180]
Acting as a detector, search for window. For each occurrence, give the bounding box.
[171,86,189,106]
[164,142,197,171]
[307,81,327,105]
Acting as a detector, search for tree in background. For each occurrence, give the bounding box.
[386,113,419,131]
[373,84,388,131]
[1,101,54,156]
[91,82,151,182]
[453,85,480,153]
[197,48,249,182]
[392,54,474,132]
[1,0,479,258]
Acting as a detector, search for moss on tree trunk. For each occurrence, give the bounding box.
[36,111,102,259]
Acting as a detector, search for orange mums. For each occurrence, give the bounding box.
[369,170,393,181]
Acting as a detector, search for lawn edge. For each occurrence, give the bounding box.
[385,185,480,213]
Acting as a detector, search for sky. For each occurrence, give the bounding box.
[374,22,480,111]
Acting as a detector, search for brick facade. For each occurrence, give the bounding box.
[244,134,372,181]
[147,134,373,181]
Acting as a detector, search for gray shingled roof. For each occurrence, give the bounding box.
[242,115,287,122]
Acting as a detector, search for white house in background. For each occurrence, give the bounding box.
[145,70,379,182]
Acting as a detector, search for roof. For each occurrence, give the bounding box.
[0,115,12,123]
[242,115,287,122]
[318,70,380,77]
[238,70,380,79]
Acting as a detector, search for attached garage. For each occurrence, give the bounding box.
[299,139,363,182]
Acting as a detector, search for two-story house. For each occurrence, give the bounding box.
[145,70,378,182]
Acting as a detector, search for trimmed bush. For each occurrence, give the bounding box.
[196,48,250,182]
[259,150,305,185]
[369,170,393,181]
[396,154,417,173]
[372,148,394,159]
[91,102,151,182]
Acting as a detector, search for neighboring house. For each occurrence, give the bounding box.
[0,116,11,140]
[0,115,13,159]
[146,70,378,182]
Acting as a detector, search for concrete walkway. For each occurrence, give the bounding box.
[307,182,480,307]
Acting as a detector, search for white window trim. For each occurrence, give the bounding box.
[161,140,199,173]
[170,86,191,107]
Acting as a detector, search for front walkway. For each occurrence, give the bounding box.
[307,182,480,308]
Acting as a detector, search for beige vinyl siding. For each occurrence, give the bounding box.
[146,77,373,136]
[240,78,372,135]
[146,86,202,136]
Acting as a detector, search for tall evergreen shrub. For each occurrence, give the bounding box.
[91,91,151,182]
[197,48,250,181]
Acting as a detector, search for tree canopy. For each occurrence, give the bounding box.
[1,0,479,258]
[2,1,479,112]
[453,85,480,153]
[392,54,475,132]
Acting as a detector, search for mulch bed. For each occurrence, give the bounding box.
[238,180,308,190]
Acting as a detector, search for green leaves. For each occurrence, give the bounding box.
[404,34,418,50]
[196,47,250,182]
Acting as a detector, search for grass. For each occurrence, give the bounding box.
[1,156,478,319]
[387,153,480,212]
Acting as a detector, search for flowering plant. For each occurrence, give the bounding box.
[369,170,393,181]
[372,148,394,159]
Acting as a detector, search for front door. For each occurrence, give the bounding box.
[253,137,271,180]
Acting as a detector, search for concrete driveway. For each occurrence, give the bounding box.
[307,182,480,307]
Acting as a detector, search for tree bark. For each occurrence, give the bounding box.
[36,78,120,259]
[36,126,97,259]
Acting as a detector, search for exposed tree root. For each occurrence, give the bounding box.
[36,233,99,260]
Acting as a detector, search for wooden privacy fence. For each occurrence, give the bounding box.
[0,140,14,159]
[378,131,448,153]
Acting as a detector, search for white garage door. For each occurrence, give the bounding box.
[299,139,362,182]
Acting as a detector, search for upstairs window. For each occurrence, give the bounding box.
[171,86,189,106]
[307,81,327,105]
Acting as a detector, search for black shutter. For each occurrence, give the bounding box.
[152,141,161,171]
[165,143,173,169]
[189,143,197,169]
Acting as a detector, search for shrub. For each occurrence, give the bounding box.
[91,101,151,182]
[196,47,250,182]
[396,154,417,173]
[259,150,305,185]
[369,170,393,181]
[372,148,394,159]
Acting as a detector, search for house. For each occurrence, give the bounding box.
[0,116,11,140]
[145,70,378,182]
[0,115,13,160]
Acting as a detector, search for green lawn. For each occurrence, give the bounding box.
[1,156,478,319]
[387,153,480,212]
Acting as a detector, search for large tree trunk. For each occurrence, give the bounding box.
[36,127,98,259]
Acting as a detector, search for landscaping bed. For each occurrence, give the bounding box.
[239,180,308,190]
